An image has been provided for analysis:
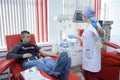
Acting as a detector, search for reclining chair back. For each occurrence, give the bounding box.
[6,34,36,52]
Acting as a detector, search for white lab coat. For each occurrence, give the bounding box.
[82,24,101,72]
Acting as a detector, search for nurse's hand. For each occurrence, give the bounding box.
[68,34,77,39]
[90,17,98,28]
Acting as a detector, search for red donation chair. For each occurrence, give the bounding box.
[0,34,81,80]
[78,29,120,80]
[97,41,120,80]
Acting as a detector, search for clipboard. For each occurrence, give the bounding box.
[20,66,50,80]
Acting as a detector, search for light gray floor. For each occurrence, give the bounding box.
[71,65,85,80]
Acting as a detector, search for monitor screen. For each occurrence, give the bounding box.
[72,10,83,23]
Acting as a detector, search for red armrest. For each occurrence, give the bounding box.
[103,41,120,49]
[102,41,120,60]
[101,42,120,67]
[0,58,16,74]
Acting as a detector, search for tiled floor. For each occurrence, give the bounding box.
[71,65,85,80]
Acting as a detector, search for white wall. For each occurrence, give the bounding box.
[101,0,120,45]
[48,0,63,43]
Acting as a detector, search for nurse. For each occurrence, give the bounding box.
[81,7,104,80]
[69,7,105,80]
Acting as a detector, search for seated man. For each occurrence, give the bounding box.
[6,30,71,80]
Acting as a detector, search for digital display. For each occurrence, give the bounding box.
[73,10,83,23]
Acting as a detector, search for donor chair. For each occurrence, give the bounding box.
[97,41,120,80]
[78,29,120,80]
[0,34,81,80]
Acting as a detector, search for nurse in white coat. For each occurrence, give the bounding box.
[68,7,105,80]
[80,7,105,80]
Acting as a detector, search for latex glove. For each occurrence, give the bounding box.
[90,17,98,28]
[68,34,77,39]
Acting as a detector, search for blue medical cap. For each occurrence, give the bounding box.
[81,7,95,18]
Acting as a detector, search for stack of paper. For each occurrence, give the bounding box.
[20,66,50,80]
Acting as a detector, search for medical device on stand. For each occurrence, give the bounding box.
[99,20,113,50]
[99,20,113,41]
[54,15,73,40]
[54,14,82,49]
[53,15,72,52]
[54,15,83,67]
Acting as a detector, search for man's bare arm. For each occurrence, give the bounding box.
[39,49,57,57]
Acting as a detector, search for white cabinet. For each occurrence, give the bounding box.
[59,47,83,67]
[70,51,82,67]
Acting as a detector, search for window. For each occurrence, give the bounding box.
[0,0,48,49]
